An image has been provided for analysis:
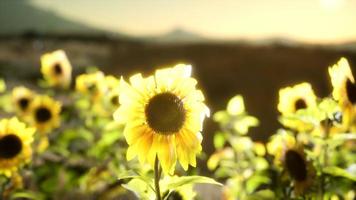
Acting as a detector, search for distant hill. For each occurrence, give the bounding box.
[0,0,355,51]
[142,28,208,43]
[0,0,124,37]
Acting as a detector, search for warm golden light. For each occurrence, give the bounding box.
[320,0,345,10]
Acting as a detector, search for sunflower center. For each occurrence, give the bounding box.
[295,98,307,111]
[0,134,22,159]
[110,95,119,106]
[163,191,183,200]
[87,83,97,92]
[346,79,356,104]
[53,63,63,75]
[35,107,52,123]
[18,97,30,110]
[145,92,185,134]
[285,150,307,181]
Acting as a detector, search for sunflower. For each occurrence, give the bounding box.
[105,75,120,91]
[328,57,356,130]
[267,130,296,165]
[278,82,317,115]
[103,76,121,112]
[114,64,209,174]
[41,50,72,89]
[280,143,315,195]
[160,176,196,200]
[278,82,317,131]
[0,118,35,177]
[11,86,36,115]
[75,71,107,101]
[27,95,61,134]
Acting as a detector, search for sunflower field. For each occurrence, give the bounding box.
[0,50,355,200]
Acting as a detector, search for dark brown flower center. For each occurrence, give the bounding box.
[18,97,30,111]
[110,95,119,106]
[145,92,185,134]
[285,150,307,181]
[53,63,63,75]
[87,83,97,92]
[0,134,22,159]
[35,107,52,123]
[295,98,307,111]
[346,79,356,104]
[163,191,183,200]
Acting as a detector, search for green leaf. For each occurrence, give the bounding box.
[10,191,44,200]
[227,95,245,115]
[233,116,259,135]
[246,174,270,193]
[118,170,154,191]
[0,79,6,93]
[213,111,229,123]
[214,132,226,149]
[122,178,155,200]
[245,189,275,200]
[323,166,356,181]
[166,176,222,189]
[330,133,356,141]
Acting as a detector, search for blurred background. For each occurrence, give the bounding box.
[1,0,356,150]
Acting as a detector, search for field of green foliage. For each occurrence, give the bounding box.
[0,50,355,200]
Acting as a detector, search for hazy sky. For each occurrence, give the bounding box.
[31,0,356,43]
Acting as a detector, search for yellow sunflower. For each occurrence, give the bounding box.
[75,71,107,101]
[0,118,35,177]
[267,130,296,165]
[161,175,196,200]
[41,50,72,89]
[278,82,317,115]
[27,95,61,134]
[280,143,315,195]
[11,86,36,115]
[103,76,121,112]
[328,57,356,130]
[105,75,120,92]
[114,64,209,174]
[278,82,317,131]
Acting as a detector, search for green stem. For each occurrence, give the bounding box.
[154,157,162,200]
[320,120,330,199]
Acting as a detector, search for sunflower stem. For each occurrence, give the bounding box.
[154,156,162,200]
[319,119,330,199]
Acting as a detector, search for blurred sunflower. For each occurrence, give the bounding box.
[41,50,72,89]
[161,176,196,200]
[105,75,120,92]
[280,143,314,195]
[11,86,36,115]
[0,118,35,177]
[278,82,317,131]
[278,82,317,115]
[27,95,61,134]
[114,64,209,174]
[267,130,296,165]
[76,71,107,101]
[328,57,356,130]
[103,76,121,111]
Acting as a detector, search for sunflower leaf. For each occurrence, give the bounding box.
[323,166,356,181]
[213,131,226,149]
[0,79,6,93]
[118,170,154,191]
[166,176,222,189]
[245,189,275,200]
[122,178,155,200]
[227,95,245,115]
[10,190,45,200]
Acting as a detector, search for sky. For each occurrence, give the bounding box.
[30,0,356,44]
